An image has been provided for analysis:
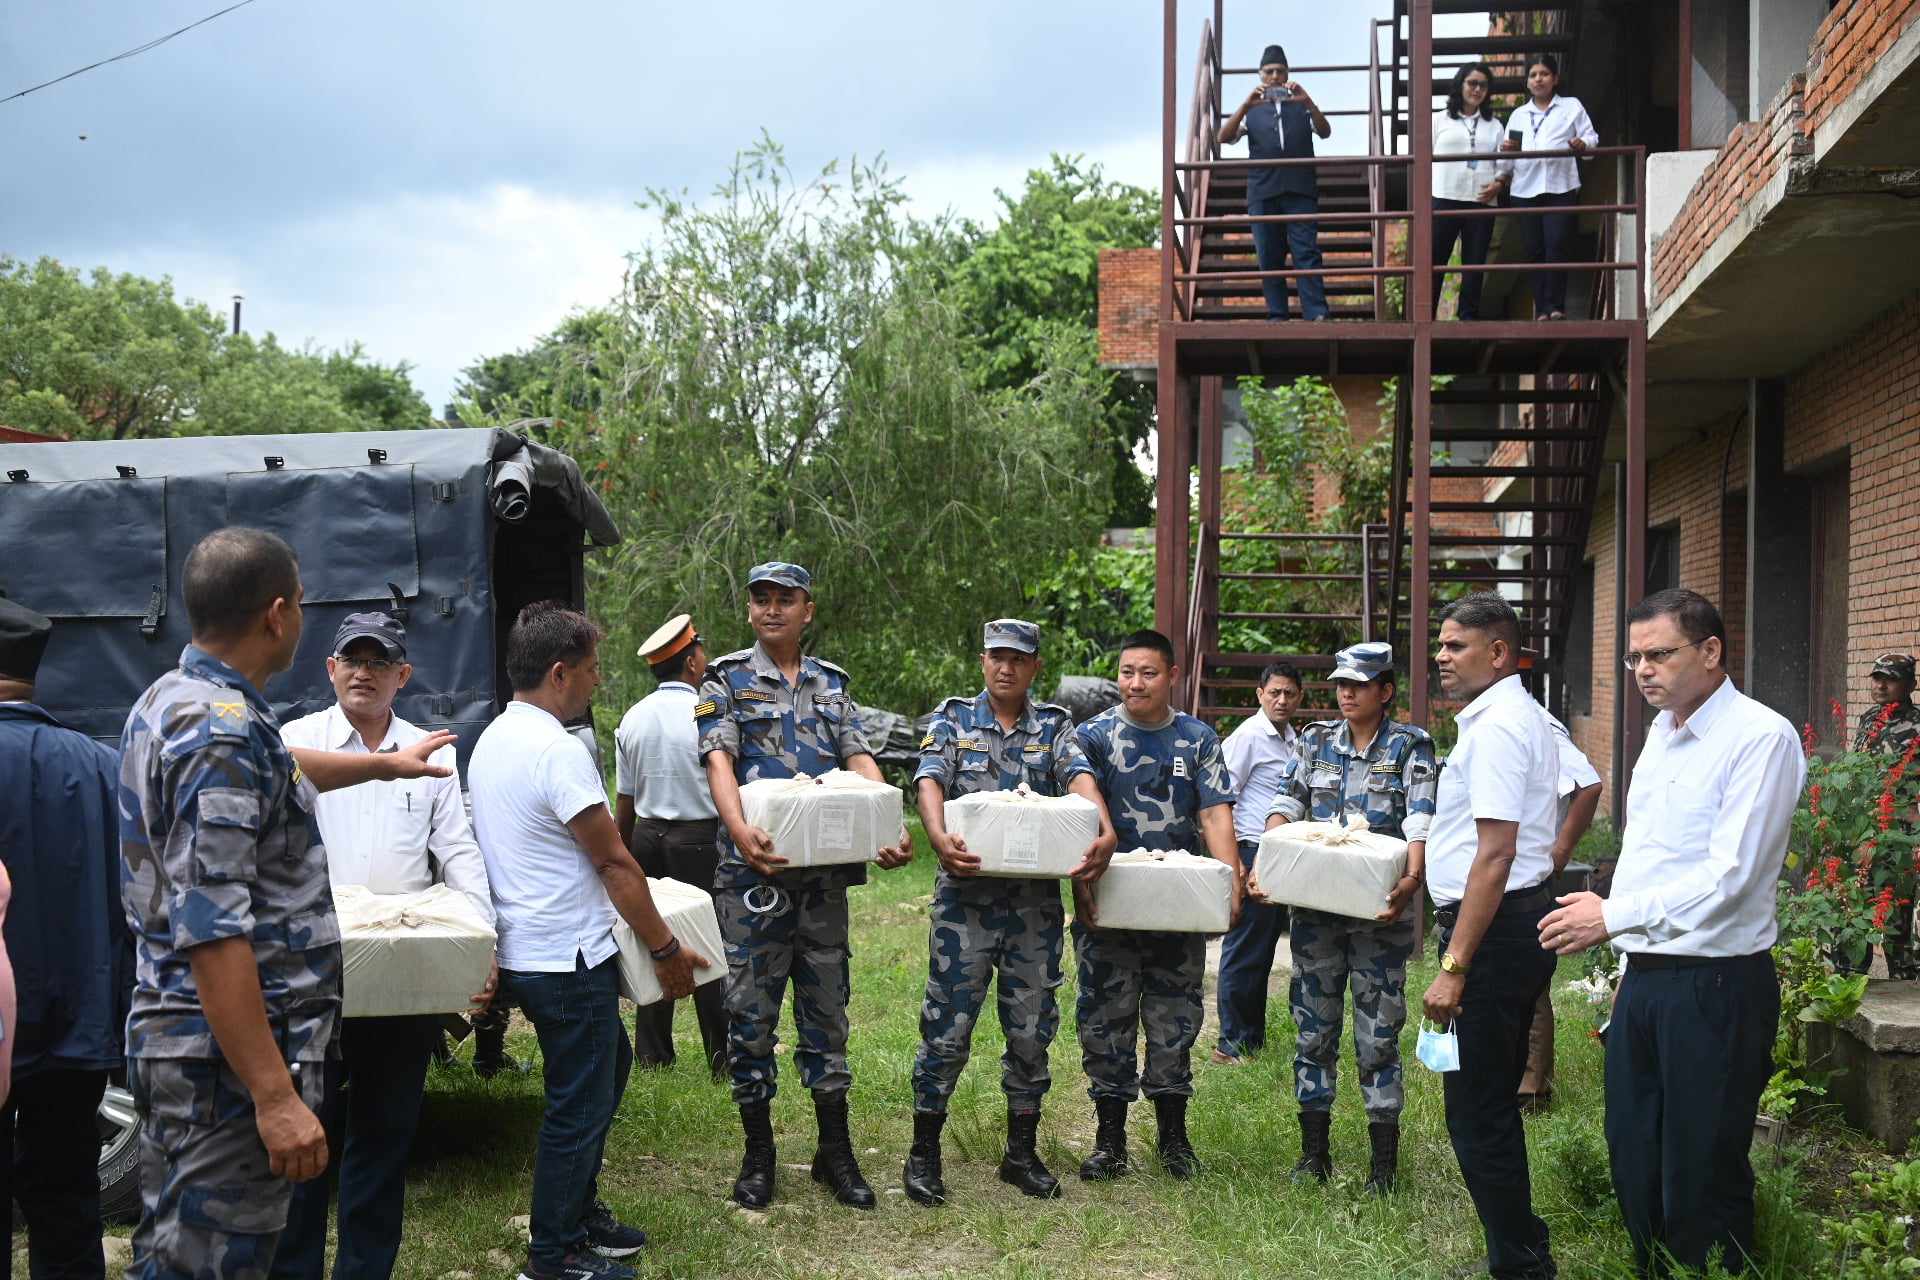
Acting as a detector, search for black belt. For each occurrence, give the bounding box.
[637,816,718,833]
[1433,880,1554,930]
[1622,949,1770,971]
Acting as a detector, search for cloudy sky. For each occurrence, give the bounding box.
[7,1,1474,410]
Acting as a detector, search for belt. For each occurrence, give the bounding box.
[1433,880,1554,931]
[637,816,719,833]
[1623,949,1770,971]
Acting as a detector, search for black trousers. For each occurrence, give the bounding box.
[1512,188,1579,317]
[2,1068,109,1280]
[628,816,727,1074]
[1438,900,1558,1279]
[1433,197,1498,320]
[1605,951,1777,1278]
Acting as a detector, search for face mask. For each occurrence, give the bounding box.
[1416,1019,1461,1073]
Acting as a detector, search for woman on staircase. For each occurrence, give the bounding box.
[1501,54,1599,321]
[1431,62,1510,321]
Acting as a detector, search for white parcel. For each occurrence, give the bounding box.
[336,883,497,1018]
[1254,814,1408,920]
[738,770,902,869]
[1091,849,1234,933]
[612,877,729,1006]
[944,786,1100,878]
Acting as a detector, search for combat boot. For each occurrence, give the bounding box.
[808,1089,876,1208]
[1077,1097,1130,1181]
[1291,1108,1333,1184]
[902,1110,947,1207]
[731,1101,776,1209]
[1364,1120,1400,1196]
[998,1107,1061,1199]
[1152,1095,1198,1180]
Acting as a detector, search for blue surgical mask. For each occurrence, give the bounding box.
[1416,1019,1461,1073]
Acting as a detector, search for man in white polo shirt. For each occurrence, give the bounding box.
[1540,589,1804,1277]
[470,603,704,1280]
[276,612,496,1280]
[1421,592,1561,1280]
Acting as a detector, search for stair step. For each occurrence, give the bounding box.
[1425,465,1589,478]
[1428,429,1602,442]
[1423,500,1590,513]
[1427,534,1587,547]
[1432,388,1600,405]
[1191,304,1378,319]
[1219,611,1365,622]
[1432,33,1575,56]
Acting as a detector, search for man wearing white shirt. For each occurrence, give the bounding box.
[471,603,704,1280]
[276,612,495,1280]
[1421,592,1561,1280]
[1540,590,1804,1277]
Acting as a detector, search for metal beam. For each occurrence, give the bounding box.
[1622,322,1649,801]
[1154,0,1181,643]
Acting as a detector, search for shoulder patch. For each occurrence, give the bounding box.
[919,733,937,750]
[694,700,718,719]
[209,694,249,741]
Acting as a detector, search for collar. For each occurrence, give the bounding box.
[323,702,400,751]
[1117,705,1177,732]
[747,642,817,686]
[1330,716,1395,759]
[504,699,566,732]
[180,644,271,713]
[1455,672,1525,728]
[972,689,1041,735]
[1656,674,1738,742]
[655,681,695,694]
[0,700,68,730]
[1526,95,1559,116]
[1258,713,1297,742]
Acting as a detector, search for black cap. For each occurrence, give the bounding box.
[332,611,407,660]
[0,598,52,682]
[1261,44,1288,68]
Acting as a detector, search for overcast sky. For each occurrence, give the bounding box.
[6,1,1475,410]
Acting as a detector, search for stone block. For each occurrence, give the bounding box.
[1805,978,1920,1155]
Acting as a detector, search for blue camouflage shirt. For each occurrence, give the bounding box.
[1267,716,1437,842]
[118,646,340,1063]
[1074,707,1236,856]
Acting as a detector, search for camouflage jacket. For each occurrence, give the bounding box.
[1268,716,1437,843]
[118,645,339,1063]
[1074,707,1235,856]
[1853,701,1920,757]
[696,642,876,891]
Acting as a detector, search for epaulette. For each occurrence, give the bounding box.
[933,695,972,716]
[711,648,755,667]
[206,692,251,743]
[812,656,851,679]
[1032,700,1074,720]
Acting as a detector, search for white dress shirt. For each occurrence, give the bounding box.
[614,682,717,821]
[1222,712,1299,845]
[280,704,494,926]
[1432,110,1511,202]
[1426,673,1561,904]
[468,701,619,973]
[1506,95,1599,198]
[1545,710,1601,824]
[1604,677,1806,959]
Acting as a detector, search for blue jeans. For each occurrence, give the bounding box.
[1249,191,1329,320]
[1215,840,1287,1056]
[501,953,633,1267]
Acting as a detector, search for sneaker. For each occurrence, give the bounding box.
[583,1199,647,1258]
[1209,1048,1242,1066]
[516,1252,636,1280]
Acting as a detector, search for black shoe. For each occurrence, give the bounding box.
[1078,1097,1131,1181]
[731,1101,776,1209]
[517,1252,635,1280]
[902,1110,947,1206]
[809,1089,876,1209]
[582,1198,647,1258]
[999,1107,1061,1198]
[1291,1109,1333,1185]
[1364,1120,1399,1196]
[1152,1095,1198,1180]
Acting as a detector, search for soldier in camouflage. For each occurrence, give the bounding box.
[1854,653,1919,980]
[695,561,912,1212]
[903,619,1117,1207]
[1071,629,1240,1182]
[1261,641,1435,1196]
[118,528,455,1280]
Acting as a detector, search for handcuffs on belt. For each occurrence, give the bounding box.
[742,883,791,917]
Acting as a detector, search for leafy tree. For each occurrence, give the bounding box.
[454,311,618,419]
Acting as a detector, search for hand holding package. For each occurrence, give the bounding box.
[611,877,728,1005]
[337,883,497,1017]
[944,785,1099,878]
[738,770,903,868]
[1254,814,1407,919]
[1091,848,1233,933]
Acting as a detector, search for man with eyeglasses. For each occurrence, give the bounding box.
[275,611,497,1280]
[1540,589,1804,1277]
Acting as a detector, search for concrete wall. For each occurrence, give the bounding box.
[1752,0,1830,120]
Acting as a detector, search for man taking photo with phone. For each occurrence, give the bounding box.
[1217,43,1334,321]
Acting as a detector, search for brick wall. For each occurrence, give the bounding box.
[1802,0,1920,139]
[1098,248,1159,369]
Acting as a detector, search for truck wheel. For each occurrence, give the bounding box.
[98,1084,142,1222]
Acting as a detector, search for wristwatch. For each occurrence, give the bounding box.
[1440,951,1470,975]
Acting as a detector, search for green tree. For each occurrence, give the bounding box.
[454,311,618,419]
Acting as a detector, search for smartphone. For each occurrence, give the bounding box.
[1266,84,1292,102]
[1507,128,1525,145]
[1595,1017,1611,1046]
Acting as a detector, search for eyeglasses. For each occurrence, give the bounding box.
[1462,77,1490,89]
[335,655,400,674]
[1621,641,1701,671]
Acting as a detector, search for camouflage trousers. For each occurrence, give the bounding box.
[910,877,1065,1113]
[126,1055,328,1280]
[1072,922,1207,1102]
[715,883,852,1106]
[1289,907,1416,1120]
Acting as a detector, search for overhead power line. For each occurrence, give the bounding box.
[2,0,263,106]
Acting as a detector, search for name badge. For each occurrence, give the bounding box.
[735,687,775,703]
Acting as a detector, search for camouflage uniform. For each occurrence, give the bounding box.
[1853,702,1920,757]
[910,689,1091,1113]
[697,641,876,1105]
[1269,715,1436,1120]
[1072,708,1236,1101]
[1853,655,1919,979]
[119,645,338,1280]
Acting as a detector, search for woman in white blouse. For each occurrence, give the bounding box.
[1500,55,1599,320]
[1432,63,1509,321]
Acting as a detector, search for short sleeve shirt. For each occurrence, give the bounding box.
[1074,708,1235,856]
[118,645,339,1063]
[1269,717,1438,842]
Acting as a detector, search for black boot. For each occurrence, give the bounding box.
[1152,1095,1198,1180]
[998,1108,1061,1199]
[1364,1120,1399,1196]
[808,1089,876,1209]
[731,1101,776,1208]
[1291,1109,1333,1184]
[902,1110,947,1207]
[1077,1097,1130,1181]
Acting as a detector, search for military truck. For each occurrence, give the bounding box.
[0,425,618,1218]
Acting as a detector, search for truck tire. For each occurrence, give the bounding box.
[97,1084,142,1222]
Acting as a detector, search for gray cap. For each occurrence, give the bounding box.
[747,561,812,592]
[333,611,406,659]
[1330,641,1394,684]
[984,618,1040,654]
[1870,652,1916,683]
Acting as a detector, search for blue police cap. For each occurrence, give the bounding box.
[1330,641,1394,684]
[983,618,1040,654]
[747,561,812,593]
[333,611,406,659]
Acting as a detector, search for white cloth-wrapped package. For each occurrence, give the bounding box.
[1091,849,1233,933]
[612,877,728,1006]
[336,884,497,1017]
[945,786,1100,878]
[1254,814,1408,920]
[738,770,902,868]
